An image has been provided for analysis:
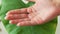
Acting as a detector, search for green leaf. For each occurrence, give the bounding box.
[0,2,1,10]
[0,0,57,34]
[0,5,1,10]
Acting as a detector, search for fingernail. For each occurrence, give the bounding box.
[4,17,7,20]
[9,21,12,24]
[6,13,8,15]
[6,12,10,15]
[17,23,20,26]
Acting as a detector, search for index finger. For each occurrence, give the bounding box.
[6,8,28,15]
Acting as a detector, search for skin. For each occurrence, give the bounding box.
[5,0,60,26]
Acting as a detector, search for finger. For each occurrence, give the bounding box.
[5,14,28,20]
[28,9,37,19]
[17,17,44,26]
[28,14,35,19]
[9,18,30,24]
[27,8,33,13]
[6,8,28,15]
[27,8,37,19]
[27,7,37,14]
[27,0,36,2]
[17,21,32,26]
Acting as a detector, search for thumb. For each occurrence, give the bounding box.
[27,0,36,2]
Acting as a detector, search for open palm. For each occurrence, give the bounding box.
[5,0,60,26]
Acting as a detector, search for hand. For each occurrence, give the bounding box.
[5,0,60,26]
